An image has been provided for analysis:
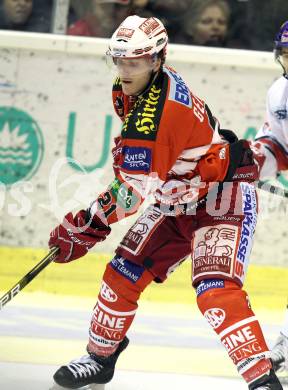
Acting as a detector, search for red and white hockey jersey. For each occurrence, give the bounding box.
[90,65,230,225]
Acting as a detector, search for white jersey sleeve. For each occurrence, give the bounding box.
[254,76,288,179]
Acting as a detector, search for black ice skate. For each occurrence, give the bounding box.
[271,333,288,373]
[53,337,129,389]
[248,369,283,390]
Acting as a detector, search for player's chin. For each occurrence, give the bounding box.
[121,82,137,96]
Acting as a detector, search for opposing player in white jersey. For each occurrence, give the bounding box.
[252,20,288,377]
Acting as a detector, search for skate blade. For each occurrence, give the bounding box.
[49,383,105,390]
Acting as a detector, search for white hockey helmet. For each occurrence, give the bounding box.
[107,15,168,59]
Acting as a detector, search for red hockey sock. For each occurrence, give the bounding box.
[197,280,271,384]
[88,258,154,356]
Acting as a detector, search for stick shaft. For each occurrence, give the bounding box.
[257,180,288,198]
[0,247,59,310]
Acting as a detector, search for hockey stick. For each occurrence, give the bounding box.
[256,180,288,198]
[0,246,59,310]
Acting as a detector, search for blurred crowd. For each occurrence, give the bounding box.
[0,0,288,51]
[0,0,52,33]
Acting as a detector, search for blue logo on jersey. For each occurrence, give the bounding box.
[111,255,145,283]
[122,146,151,172]
[196,279,225,296]
[237,183,257,265]
[166,68,192,108]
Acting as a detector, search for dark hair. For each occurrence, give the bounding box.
[157,48,166,67]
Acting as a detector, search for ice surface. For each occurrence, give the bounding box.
[0,294,287,390]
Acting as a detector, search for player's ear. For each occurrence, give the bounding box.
[153,57,162,72]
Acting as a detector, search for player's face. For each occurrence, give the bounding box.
[4,0,33,24]
[114,57,161,96]
[281,48,288,73]
[193,5,228,45]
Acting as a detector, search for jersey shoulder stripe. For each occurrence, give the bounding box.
[163,66,192,108]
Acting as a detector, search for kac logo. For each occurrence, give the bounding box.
[100,281,118,303]
[0,107,44,186]
[204,308,226,329]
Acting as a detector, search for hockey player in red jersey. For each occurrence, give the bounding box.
[49,15,282,390]
[251,20,288,381]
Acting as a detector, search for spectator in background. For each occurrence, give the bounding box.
[0,0,52,33]
[68,0,92,27]
[0,0,33,29]
[69,0,91,20]
[176,0,230,47]
[143,0,191,43]
[68,0,149,38]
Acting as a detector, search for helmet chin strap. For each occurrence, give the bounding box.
[277,58,288,78]
[275,49,288,78]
